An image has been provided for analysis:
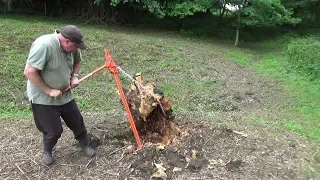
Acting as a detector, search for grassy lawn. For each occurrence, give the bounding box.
[0,15,319,148]
[0,15,230,116]
[1,15,320,178]
[226,37,320,143]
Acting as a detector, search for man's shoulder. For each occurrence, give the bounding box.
[33,34,58,47]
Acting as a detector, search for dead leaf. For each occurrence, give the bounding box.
[185,157,190,163]
[126,145,134,153]
[150,163,167,180]
[207,159,218,169]
[233,130,248,137]
[185,157,190,168]
[191,150,198,159]
[156,143,166,151]
[207,159,224,169]
[173,167,182,172]
[209,159,218,165]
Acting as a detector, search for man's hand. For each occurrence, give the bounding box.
[70,76,80,89]
[48,89,62,98]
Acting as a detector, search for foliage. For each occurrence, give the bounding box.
[94,0,102,5]
[241,0,300,27]
[282,0,318,7]
[287,36,320,77]
[281,0,320,26]
[3,0,318,31]
[165,0,211,18]
[110,0,213,18]
[110,0,166,18]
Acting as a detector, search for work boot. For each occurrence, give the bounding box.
[82,145,96,157]
[43,151,54,166]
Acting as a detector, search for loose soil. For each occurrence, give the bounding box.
[1,57,319,180]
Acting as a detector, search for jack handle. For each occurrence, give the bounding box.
[61,49,118,93]
[61,63,107,93]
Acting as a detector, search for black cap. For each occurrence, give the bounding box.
[61,25,88,50]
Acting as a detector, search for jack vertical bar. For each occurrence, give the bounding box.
[105,49,143,150]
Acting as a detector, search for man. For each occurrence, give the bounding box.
[24,25,95,166]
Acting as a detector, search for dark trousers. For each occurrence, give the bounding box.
[31,100,88,151]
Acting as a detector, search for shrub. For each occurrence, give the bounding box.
[287,36,320,78]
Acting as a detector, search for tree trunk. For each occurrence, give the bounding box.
[8,0,12,11]
[234,0,246,47]
[234,6,241,47]
[44,2,47,14]
[218,3,226,26]
[123,73,180,144]
[235,27,239,46]
[57,0,62,15]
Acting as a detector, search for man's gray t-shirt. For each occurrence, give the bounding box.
[26,31,82,105]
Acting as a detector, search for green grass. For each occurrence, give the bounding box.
[1,15,319,145]
[0,15,227,118]
[226,38,320,142]
[226,49,254,65]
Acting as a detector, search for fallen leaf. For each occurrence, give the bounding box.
[156,143,166,151]
[173,167,182,172]
[151,163,167,180]
[209,159,218,165]
[185,157,190,168]
[185,157,190,163]
[191,150,198,159]
[207,159,218,169]
[126,145,134,153]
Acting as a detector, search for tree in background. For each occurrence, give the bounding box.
[1,0,14,11]
[281,0,320,27]
[108,0,211,18]
[226,0,300,46]
[3,0,310,44]
[106,0,300,46]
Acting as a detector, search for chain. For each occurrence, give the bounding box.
[117,67,157,97]
[117,66,166,115]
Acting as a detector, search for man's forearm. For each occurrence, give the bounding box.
[72,62,81,75]
[26,71,51,94]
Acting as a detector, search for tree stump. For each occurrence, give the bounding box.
[123,73,181,144]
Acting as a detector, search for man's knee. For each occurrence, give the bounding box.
[45,127,63,140]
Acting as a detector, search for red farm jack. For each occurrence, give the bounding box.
[62,49,143,150]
